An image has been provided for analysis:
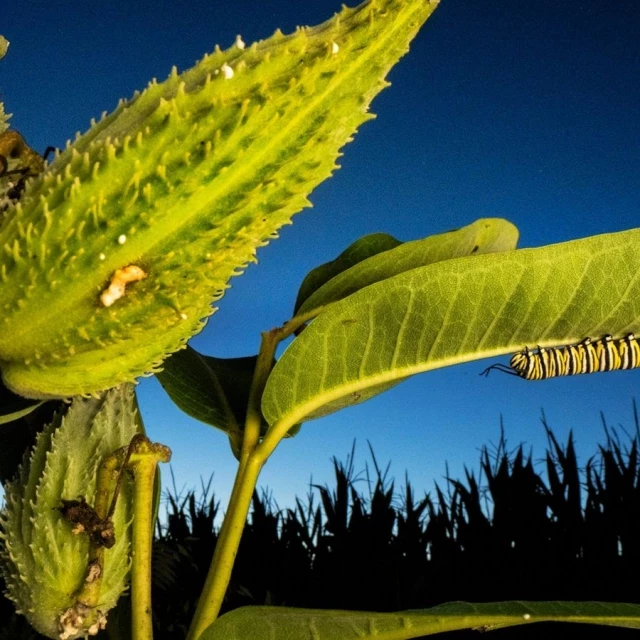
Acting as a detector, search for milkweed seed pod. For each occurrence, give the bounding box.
[0,0,439,399]
[0,385,140,639]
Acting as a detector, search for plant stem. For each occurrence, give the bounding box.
[187,317,315,639]
[240,329,280,465]
[280,307,323,339]
[127,436,171,640]
[186,454,263,640]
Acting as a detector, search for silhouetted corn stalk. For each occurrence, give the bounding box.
[4,414,640,639]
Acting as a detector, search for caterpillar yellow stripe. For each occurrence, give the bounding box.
[482,333,640,381]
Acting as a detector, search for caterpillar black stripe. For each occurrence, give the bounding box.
[481,333,640,381]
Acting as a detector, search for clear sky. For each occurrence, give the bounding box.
[2,1,639,511]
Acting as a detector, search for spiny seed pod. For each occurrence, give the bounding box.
[0,0,439,399]
[0,385,140,639]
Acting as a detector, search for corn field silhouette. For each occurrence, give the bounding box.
[2,409,640,639]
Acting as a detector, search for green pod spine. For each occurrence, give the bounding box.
[0,0,439,398]
[0,385,139,638]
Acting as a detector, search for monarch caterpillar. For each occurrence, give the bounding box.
[481,333,640,380]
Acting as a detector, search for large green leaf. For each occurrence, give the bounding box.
[296,218,519,318]
[156,346,263,450]
[262,228,640,427]
[294,232,402,314]
[156,346,299,456]
[201,601,640,639]
[157,346,258,434]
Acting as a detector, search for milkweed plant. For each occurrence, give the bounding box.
[1,1,640,639]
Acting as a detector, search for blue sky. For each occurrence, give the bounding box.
[3,1,640,511]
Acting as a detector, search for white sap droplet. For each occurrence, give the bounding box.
[221,63,234,79]
[331,41,339,54]
[180,313,188,320]
[99,253,106,261]
[99,285,123,308]
[235,35,245,50]
[118,234,127,245]
[523,614,531,621]
[100,265,147,307]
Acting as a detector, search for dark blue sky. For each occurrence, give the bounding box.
[3,1,639,508]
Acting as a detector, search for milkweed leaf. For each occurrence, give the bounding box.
[156,346,263,439]
[201,601,640,639]
[263,227,640,427]
[156,346,299,456]
[294,233,402,314]
[296,217,519,318]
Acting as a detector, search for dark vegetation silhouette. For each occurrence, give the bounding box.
[2,409,640,639]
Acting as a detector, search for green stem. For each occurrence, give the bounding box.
[187,314,320,639]
[279,308,324,341]
[127,436,172,640]
[186,455,263,640]
[187,327,285,639]
[240,329,280,465]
